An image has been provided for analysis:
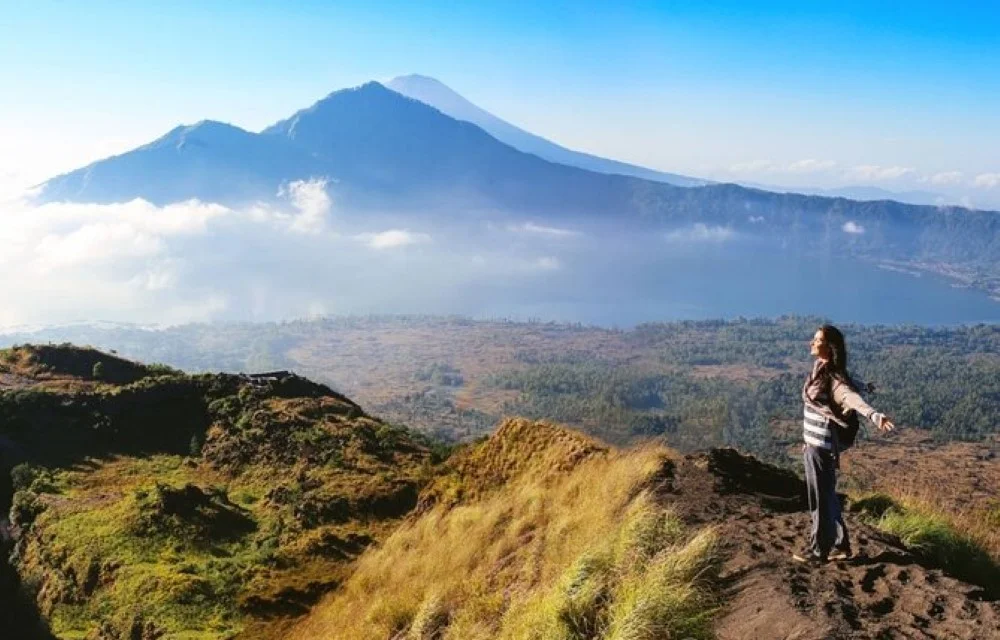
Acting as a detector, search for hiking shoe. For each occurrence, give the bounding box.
[828,548,853,561]
[791,551,828,564]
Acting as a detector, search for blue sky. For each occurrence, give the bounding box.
[3,0,999,205]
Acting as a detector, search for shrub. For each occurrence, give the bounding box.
[11,490,44,527]
[10,463,40,492]
[189,433,203,458]
[146,363,181,376]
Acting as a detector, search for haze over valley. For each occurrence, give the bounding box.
[4,77,999,328]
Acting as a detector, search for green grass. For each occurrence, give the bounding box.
[852,492,1000,597]
[2,344,436,637]
[22,457,251,638]
[13,401,432,638]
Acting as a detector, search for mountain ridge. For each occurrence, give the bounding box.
[386,73,709,188]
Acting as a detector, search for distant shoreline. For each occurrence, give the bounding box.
[875,259,1000,301]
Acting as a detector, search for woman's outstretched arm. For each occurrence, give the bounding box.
[831,378,895,431]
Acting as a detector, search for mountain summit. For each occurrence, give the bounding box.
[386,74,708,187]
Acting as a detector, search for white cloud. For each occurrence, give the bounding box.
[664,224,735,243]
[0,191,587,328]
[973,173,1000,189]
[845,165,916,181]
[508,222,581,237]
[748,216,765,223]
[924,171,964,186]
[842,221,865,235]
[728,160,776,174]
[278,178,333,234]
[0,198,227,276]
[0,185,367,326]
[533,256,561,270]
[787,159,837,173]
[35,222,165,271]
[359,229,431,250]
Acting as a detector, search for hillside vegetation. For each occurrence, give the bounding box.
[288,418,720,640]
[1,345,433,638]
[289,420,1000,639]
[3,343,999,639]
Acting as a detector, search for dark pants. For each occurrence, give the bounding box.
[803,444,849,557]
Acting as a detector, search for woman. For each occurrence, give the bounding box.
[794,324,894,563]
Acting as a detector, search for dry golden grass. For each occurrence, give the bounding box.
[287,423,719,640]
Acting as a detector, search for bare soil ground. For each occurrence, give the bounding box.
[662,449,1000,640]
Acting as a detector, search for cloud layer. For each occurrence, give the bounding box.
[0,181,460,327]
[0,182,598,328]
[359,229,432,249]
[664,224,735,243]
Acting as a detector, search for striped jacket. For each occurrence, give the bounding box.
[801,360,877,451]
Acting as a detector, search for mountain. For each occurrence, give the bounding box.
[292,434,1000,639]
[38,120,322,206]
[259,81,656,213]
[386,73,708,187]
[38,82,670,213]
[32,80,1000,297]
[808,185,945,205]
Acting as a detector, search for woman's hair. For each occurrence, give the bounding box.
[819,324,851,384]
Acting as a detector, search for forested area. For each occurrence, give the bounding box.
[2,316,998,464]
[485,319,1000,462]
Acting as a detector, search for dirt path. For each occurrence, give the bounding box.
[661,450,1000,640]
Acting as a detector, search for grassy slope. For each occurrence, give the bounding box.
[838,430,1000,564]
[2,345,433,639]
[850,493,1000,597]
[288,418,720,640]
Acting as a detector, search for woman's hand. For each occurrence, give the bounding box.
[872,412,895,432]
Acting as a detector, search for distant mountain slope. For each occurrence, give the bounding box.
[260,82,649,210]
[387,73,708,187]
[745,181,947,206]
[38,121,322,205]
